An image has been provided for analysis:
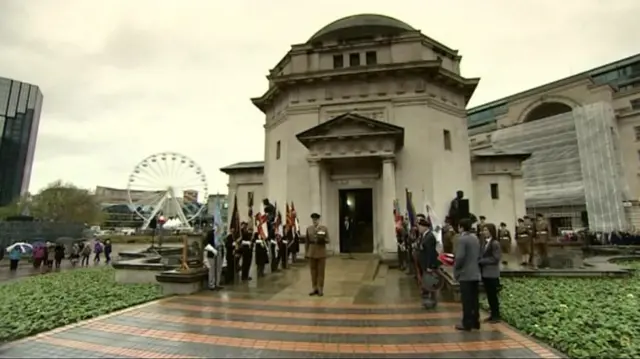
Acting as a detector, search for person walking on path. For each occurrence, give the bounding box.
[453,218,481,331]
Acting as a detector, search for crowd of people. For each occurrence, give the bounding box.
[396,212,504,331]
[2,238,112,273]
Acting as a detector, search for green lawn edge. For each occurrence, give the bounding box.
[484,261,640,359]
[0,267,167,343]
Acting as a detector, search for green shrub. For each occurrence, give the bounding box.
[0,267,164,342]
[493,262,640,358]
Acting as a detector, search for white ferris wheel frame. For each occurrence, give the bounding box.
[126,152,208,230]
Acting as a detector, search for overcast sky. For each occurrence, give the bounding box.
[1,0,638,197]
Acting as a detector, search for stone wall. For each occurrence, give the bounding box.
[0,221,85,248]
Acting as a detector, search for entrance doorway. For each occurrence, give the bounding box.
[338,188,374,253]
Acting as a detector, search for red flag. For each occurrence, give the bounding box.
[255,212,268,240]
[285,203,294,234]
[229,194,241,238]
[291,201,300,234]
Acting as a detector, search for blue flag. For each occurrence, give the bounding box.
[213,198,224,246]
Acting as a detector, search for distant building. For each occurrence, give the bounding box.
[0,77,43,206]
[95,185,160,207]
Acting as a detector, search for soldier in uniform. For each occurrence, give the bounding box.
[306,213,329,297]
[515,218,531,266]
[498,222,512,265]
[239,223,253,281]
[224,228,237,284]
[442,217,455,253]
[533,213,550,268]
[396,225,407,271]
[254,232,269,277]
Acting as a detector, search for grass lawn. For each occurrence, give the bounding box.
[494,261,640,358]
[0,267,165,342]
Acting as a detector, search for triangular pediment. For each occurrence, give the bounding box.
[296,113,404,148]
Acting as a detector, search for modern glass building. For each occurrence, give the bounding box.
[0,77,43,206]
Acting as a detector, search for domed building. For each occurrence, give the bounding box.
[221,14,529,259]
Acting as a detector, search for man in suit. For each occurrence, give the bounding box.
[453,218,482,331]
[342,215,355,259]
[306,213,329,297]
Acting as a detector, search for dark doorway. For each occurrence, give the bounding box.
[338,188,374,253]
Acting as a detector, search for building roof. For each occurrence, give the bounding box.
[468,52,640,114]
[219,161,265,174]
[308,14,415,43]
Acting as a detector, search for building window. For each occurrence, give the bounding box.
[247,191,254,206]
[365,51,377,65]
[349,53,360,67]
[333,54,343,69]
[276,141,281,160]
[490,183,499,199]
[443,129,452,151]
[635,126,640,141]
[631,98,640,110]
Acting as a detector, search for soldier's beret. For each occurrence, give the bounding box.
[417,217,430,227]
[310,213,321,219]
[536,213,544,218]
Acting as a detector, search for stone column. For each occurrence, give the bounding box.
[308,159,321,215]
[381,155,397,256]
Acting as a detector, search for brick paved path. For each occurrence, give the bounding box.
[0,257,562,358]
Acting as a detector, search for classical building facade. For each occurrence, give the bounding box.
[221,14,528,259]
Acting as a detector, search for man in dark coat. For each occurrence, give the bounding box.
[417,217,440,308]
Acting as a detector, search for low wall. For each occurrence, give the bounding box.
[0,221,85,248]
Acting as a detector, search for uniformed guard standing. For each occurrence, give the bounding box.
[498,222,512,265]
[240,225,253,281]
[306,213,329,297]
[515,218,531,266]
[533,213,550,268]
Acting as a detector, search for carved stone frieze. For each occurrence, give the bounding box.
[307,137,395,160]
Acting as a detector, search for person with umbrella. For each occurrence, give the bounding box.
[6,242,33,271]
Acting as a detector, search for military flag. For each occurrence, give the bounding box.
[229,193,241,238]
[406,189,417,229]
[212,197,224,246]
[393,199,404,232]
[291,201,301,234]
[247,192,254,231]
[285,203,294,235]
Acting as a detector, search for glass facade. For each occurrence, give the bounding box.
[0,77,43,206]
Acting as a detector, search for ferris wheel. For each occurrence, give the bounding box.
[127,152,208,230]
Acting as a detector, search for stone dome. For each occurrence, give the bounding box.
[308,14,415,43]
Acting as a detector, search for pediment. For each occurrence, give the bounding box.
[296,113,404,149]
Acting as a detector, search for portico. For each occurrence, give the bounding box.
[296,113,404,255]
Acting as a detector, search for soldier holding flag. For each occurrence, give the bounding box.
[288,202,301,264]
[254,212,270,277]
[239,193,255,281]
